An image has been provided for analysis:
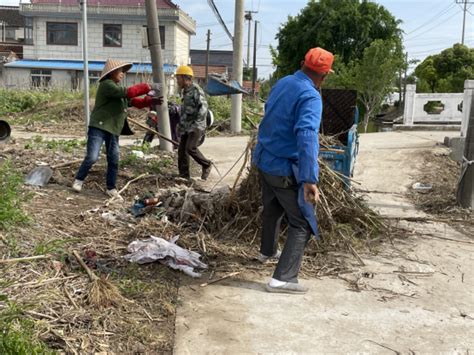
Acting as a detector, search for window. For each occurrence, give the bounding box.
[47,22,78,46]
[24,18,33,45]
[89,71,101,85]
[103,24,122,47]
[6,28,15,41]
[143,25,165,49]
[31,69,52,87]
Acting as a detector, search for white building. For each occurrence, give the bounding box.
[4,0,195,91]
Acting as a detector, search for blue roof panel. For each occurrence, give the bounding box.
[4,59,177,74]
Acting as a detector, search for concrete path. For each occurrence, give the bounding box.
[174,131,474,354]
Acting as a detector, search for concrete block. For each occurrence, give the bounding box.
[445,136,466,161]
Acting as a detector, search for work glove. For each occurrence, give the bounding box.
[127,83,152,98]
[130,95,163,109]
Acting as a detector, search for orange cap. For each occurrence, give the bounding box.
[304,47,334,74]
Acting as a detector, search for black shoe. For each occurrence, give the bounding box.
[201,165,211,180]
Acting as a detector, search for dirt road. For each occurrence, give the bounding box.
[173,131,474,354]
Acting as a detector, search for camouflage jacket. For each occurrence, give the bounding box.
[179,83,208,133]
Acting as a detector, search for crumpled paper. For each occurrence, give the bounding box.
[124,235,207,277]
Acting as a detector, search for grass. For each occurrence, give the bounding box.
[0,89,82,116]
[0,160,30,231]
[33,238,80,257]
[24,136,86,153]
[0,299,54,355]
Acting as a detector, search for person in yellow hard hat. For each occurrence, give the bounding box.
[175,65,212,180]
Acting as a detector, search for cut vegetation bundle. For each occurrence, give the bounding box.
[159,136,388,265]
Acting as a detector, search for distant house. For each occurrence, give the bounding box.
[3,0,196,91]
[0,6,25,44]
[190,49,233,84]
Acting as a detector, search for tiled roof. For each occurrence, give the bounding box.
[0,44,23,59]
[30,0,178,8]
[242,80,260,93]
[0,6,25,27]
[191,64,227,79]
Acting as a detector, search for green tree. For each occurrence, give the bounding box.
[415,57,438,93]
[328,39,403,132]
[272,0,402,77]
[415,44,474,93]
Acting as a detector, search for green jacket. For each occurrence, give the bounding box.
[179,82,208,133]
[89,79,129,136]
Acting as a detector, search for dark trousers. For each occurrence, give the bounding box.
[76,127,120,190]
[259,169,311,283]
[178,129,211,177]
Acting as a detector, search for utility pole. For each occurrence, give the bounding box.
[145,0,172,152]
[231,0,244,133]
[244,10,258,72]
[205,29,211,85]
[402,52,408,108]
[80,0,89,137]
[462,0,468,45]
[457,92,474,208]
[459,0,473,45]
[251,20,258,97]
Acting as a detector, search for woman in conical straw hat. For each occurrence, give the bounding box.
[72,58,162,200]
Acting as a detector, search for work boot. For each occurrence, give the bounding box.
[265,282,308,294]
[201,165,212,180]
[107,189,124,201]
[72,179,83,192]
[257,250,282,263]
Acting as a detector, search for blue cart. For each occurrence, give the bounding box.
[318,89,359,187]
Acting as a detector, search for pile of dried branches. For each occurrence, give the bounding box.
[158,136,389,272]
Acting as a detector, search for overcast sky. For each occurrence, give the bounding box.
[2,0,473,77]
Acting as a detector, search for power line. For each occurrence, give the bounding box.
[409,45,455,56]
[405,2,456,35]
[197,20,233,28]
[207,0,233,42]
[405,8,463,41]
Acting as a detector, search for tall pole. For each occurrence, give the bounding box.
[462,0,468,45]
[402,52,408,108]
[457,91,474,208]
[80,0,90,137]
[231,0,244,133]
[245,11,252,69]
[205,29,211,85]
[251,20,258,97]
[145,0,172,152]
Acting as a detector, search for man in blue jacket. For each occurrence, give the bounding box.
[253,47,334,294]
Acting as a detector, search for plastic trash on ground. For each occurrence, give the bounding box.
[130,195,162,217]
[412,182,433,192]
[124,235,207,277]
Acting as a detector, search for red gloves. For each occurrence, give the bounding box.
[130,95,164,109]
[127,83,151,98]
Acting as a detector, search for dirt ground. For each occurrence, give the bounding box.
[1,127,472,354]
[0,128,257,354]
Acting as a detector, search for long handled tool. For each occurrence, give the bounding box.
[72,250,124,308]
[25,159,83,187]
[128,117,179,147]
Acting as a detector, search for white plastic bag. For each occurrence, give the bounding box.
[124,235,207,277]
